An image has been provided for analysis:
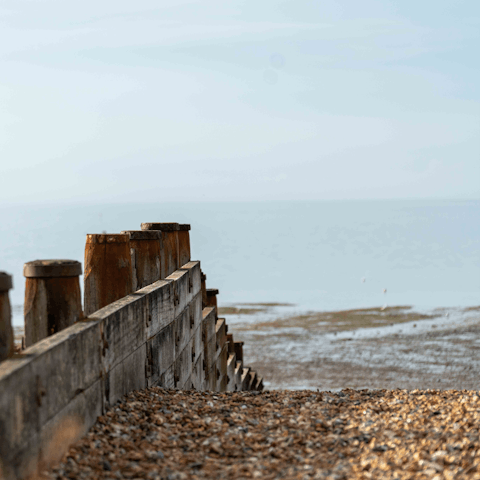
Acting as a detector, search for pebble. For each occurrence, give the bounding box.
[44,387,480,479]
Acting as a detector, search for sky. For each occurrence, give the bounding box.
[0,0,479,204]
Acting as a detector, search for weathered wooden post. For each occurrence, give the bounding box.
[121,230,162,290]
[23,260,83,347]
[178,224,191,268]
[201,271,207,308]
[140,223,179,277]
[84,234,133,316]
[234,341,244,362]
[206,288,219,319]
[0,272,14,361]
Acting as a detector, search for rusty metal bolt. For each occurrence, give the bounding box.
[84,234,133,316]
[0,272,14,361]
[24,260,83,347]
[121,230,162,291]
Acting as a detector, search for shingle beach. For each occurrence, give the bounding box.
[45,387,480,480]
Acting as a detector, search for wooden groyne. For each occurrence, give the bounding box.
[0,222,262,480]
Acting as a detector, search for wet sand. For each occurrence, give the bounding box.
[220,304,480,391]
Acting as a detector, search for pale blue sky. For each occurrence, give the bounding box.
[1,0,479,204]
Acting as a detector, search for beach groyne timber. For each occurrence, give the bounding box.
[0,223,262,480]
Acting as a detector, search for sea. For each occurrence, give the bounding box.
[1,199,479,327]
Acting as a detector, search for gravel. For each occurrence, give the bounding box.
[44,387,480,480]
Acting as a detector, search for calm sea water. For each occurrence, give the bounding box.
[1,199,478,327]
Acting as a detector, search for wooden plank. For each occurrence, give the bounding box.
[0,319,101,480]
[241,367,251,391]
[234,361,243,390]
[147,321,175,383]
[247,370,257,391]
[216,342,228,380]
[38,379,103,473]
[205,363,218,392]
[205,288,218,317]
[226,333,235,354]
[215,318,227,353]
[182,377,193,391]
[203,336,216,389]
[254,376,264,391]
[202,307,216,390]
[190,293,202,331]
[226,353,237,392]
[217,374,228,392]
[166,269,189,319]
[177,226,191,268]
[141,280,175,339]
[93,293,147,374]
[234,341,244,362]
[174,309,192,356]
[160,364,175,389]
[178,261,202,303]
[104,345,146,406]
[191,321,202,368]
[191,352,205,391]
[174,339,193,389]
[202,307,216,341]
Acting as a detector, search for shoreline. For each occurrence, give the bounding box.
[221,303,480,391]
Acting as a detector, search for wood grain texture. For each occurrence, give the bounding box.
[226,353,237,392]
[0,320,101,480]
[84,235,133,316]
[0,290,13,361]
[128,237,162,291]
[177,230,191,268]
[174,339,193,389]
[24,276,82,347]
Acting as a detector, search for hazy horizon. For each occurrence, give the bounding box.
[1,0,479,205]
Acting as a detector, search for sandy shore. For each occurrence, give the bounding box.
[221,304,480,391]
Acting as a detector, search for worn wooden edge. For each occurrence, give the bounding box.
[202,306,216,321]
[120,230,162,241]
[141,222,179,232]
[23,260,82,278]
[0,272,13,292]
[179,260,199,268]
[0,320,100,380]
[86,279,172,322]
[166,269,188,282]
[247,371,257,391]
[86,234,130,244]
[38,379,104,473]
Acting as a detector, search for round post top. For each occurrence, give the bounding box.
[121,230,162,240]
[86,234,130,244]
[179,224,191,231]
[23,260,82,278]
[0,272,13,292]
[141,222,179,232]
